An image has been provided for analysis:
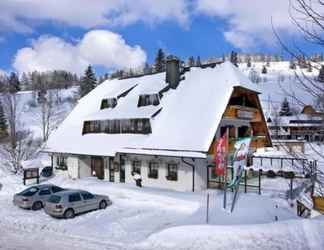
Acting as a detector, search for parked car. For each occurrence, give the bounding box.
[13,184,65,210]
[41,166,53,177]
[44,190,112,219]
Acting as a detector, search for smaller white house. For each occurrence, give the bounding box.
[44,57,271,192]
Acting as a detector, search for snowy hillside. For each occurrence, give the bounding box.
[239,61,322,115]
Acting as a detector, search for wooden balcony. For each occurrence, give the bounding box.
[223,105,262,122]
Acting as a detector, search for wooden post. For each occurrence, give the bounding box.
[258,169,262,195]
[290,177,293,200]
[244,169,247,193]
[206,166,209,189]
[206,193,210,224]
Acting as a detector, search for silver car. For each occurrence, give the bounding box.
[44,190,112,219]
[13,184,65,210]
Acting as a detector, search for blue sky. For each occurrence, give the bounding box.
[0,0,322,76]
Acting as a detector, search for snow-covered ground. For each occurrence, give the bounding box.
[0,168,323,250]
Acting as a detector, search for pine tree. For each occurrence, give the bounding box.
[230,51,238,67]
[247,57,252,68]
[80,65,97,98]
[0,100,8,137]
[143,63,152,74]
[20,72,30,88]
[279,98,292,116]
[289,60,297,70]
[318,65,324,82]
[307,62,313,73]
[196,56,201,67]
[155,49,166,72]
[8,72,20,93]
[262,65,267,74]
[187,56,195,67]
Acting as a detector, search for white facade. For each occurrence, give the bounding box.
[53,154,208,192]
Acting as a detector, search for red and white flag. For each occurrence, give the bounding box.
[214,132,228,176]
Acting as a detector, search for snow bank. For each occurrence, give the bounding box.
[138,219,324,250]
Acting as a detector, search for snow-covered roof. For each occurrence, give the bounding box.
[44,62,260,158]
[21,159,43,169]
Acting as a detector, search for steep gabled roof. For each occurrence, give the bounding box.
[44,62,260,157]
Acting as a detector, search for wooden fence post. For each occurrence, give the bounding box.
[244,170,247,193]
[206,193,210,224]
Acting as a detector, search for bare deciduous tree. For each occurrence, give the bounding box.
[0,89,39,173]
[272,0,324,195]
[39,91,55,142]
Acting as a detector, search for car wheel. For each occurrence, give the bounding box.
[32,201,43,211]
[99,200,107,209]
[64,209,75,219]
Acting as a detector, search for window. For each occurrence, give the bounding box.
[148,162,159,179]
[112,120,121,133]
[137,120,143,132]
[89,121,95,133]
[83,121,91,134]
[121,119,132,133]
[48,195,61,204]
[39,188,51,196]
[238,126,250,138]
[56,155,67,170]
[52,186,64,193]
[19,187,39,196]
[93,120,101,132]
[132,161,141,174]
[167,163,178,181]
[102,120,110,133]
[69,193,82,202]
[138,94,160,107]
[228,95,256,108]
[100,98,117,109]
[83,119,151,135]
[81,191,95,200]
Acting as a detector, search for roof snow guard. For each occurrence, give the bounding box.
[44,61,260,157]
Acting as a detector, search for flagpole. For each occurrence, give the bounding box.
[223,126,229,209]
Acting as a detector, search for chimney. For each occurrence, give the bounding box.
[166,55,180,89]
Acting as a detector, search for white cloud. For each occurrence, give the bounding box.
[0,68,7,76]
[13,30,147,74]
[79,30,146,70]
[0,0,189,33]
[195,0,300,49]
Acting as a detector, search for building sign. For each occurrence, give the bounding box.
[23,168,39,185]
[237,110,255,120]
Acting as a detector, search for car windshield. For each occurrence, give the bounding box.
[48,195,61,204]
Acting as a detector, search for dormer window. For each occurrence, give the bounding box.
[101,98,117,109]
[138,94,160,107]
[82,118,152,135]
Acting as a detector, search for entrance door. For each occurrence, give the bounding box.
[109,158,115,182]
[120,155,126,183]
[91,157,104,180]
